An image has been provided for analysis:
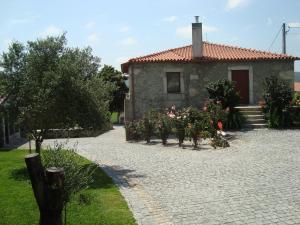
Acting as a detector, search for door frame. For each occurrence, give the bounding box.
[228,65,254,105]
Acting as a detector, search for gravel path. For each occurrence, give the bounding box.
[43,127,300,225]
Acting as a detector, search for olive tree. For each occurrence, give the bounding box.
[0,34,114,152]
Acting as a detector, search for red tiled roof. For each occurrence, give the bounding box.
[121,42,299,72]
[295,82,300,92]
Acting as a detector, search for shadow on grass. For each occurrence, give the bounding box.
[0,148,17,152]
[10,167,29,181]
[91,164,146,189]
[10,162,145,191]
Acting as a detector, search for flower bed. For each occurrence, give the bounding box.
[125,101,230,149]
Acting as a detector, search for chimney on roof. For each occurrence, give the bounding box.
[192,16,203,58]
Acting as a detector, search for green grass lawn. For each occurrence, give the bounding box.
[0,149,136,225]
[110,112,119,124]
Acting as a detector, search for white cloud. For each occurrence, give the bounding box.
[85,21,96,29]
[119,25,130,32]
[288,22,300,28]
[176,25,218,39]
[163,16,177,23]
[266,18,273,26]
[41,25,63,37]
[120,37,137,46]
[87,33,100,44]
[226,0,248,10]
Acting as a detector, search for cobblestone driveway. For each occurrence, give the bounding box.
[44,127,300,225]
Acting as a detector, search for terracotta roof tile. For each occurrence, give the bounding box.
[295,82,300,92]
[122,42,299,69]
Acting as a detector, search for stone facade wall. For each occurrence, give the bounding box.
[125,60,294,120]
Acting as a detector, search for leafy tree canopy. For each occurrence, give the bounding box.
[98,65,128,114]
[0,34,115,152]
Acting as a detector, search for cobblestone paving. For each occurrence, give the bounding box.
[43,127,300,225]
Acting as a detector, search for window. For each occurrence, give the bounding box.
[166,72,181,93]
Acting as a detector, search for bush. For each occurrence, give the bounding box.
[143,110,158,143]
[42,143,96,205]
[124,120,144,141]
[171,108,188,147]
[157,113,172,145]
[206,79,240,109]
[206,79,243,129]
[224,109,245,130]
[203,100,227,134]
[125,106,230,149]
[185,108,212,149]
[293,92,300,106]
[263,76,293,128]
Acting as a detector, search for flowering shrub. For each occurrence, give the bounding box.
[203,100,227,135]
[143,109,158,143]
[206,80,244,129]
[157,113,172,145]
[184,108,212,149]
[125,120,144,141]
[293,92,300,106]
[172,109,188,147]
[125,104,230,148]
[211,134,230,149]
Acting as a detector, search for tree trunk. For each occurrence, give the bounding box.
[25,154,64,225]
[40,211,63,225]
[35,139,42,154]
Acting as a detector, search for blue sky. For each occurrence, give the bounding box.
[1,0,300,71]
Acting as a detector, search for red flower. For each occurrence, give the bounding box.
[217,121,223,130]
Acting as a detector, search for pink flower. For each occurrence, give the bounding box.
[168,112,175,118]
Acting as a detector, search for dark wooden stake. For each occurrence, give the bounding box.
[25,154,65,225]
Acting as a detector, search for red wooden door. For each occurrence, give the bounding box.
[231,70,249,105]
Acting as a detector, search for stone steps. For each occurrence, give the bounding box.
[235,105,268,129]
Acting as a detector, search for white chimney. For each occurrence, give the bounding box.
[192,16,203,58]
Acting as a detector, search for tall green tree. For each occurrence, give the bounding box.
[0,34,114,152]
[98,65,128,118]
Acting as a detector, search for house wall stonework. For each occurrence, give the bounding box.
[125,60,294,120]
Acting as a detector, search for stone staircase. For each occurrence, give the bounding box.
[235,106,268,129]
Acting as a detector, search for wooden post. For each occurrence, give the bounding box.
[25,153,46,211]
[25,154,65,225]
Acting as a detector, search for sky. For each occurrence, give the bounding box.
[1,0,300,71]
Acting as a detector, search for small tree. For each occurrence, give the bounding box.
[263,76,293,128]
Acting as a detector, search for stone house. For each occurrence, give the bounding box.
[121,18,299,121]
[295,72,300,92]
